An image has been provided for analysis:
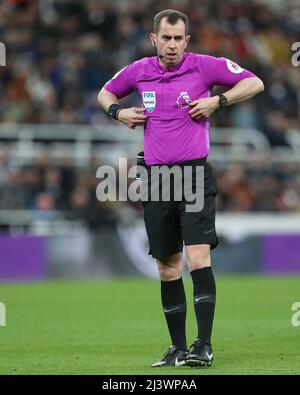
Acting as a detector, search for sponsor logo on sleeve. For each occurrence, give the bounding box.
[226,59,244,74]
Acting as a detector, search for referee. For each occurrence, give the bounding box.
[98,9,264,368]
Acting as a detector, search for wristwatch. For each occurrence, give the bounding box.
[218,94,228,107]
[108,103,121,119]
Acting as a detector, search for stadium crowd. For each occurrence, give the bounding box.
[0,153,121,227]
[0,0,299,220]
[0,155,299,226]
[0,0,299,143]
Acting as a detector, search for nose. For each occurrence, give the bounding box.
[168,38,177,50]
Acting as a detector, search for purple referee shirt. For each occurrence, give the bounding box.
[104,52,256,165]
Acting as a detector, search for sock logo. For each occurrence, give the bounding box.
[195,296,209,302]
[164,306,180,313]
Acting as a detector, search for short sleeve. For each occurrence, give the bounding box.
[103,61,139,98]
[197,55,256,88]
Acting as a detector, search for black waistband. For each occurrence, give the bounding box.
[147,157,207,167]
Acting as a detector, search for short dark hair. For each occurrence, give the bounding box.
[153,9,189,35]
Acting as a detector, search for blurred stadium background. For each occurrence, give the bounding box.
[0,0,300,375]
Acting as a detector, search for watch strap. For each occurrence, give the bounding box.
[218,94,228,107]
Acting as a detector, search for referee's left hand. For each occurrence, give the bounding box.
[188,96,220,120]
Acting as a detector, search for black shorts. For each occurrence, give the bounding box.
[141,157,218,258]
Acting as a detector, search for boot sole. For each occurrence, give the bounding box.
[185,359,213,368]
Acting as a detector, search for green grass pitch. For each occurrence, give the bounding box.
[0,276,299,375]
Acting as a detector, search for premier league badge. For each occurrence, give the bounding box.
[177,91,192,108]
[142,91,156,113]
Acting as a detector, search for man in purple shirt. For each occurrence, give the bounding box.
[98,9,264,368]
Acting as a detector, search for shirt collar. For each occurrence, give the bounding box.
[154,52,188,73]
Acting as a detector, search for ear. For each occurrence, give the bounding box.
[184,35,191,49]
[150,32,156,47]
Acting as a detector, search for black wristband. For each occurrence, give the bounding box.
[108,103,121,120]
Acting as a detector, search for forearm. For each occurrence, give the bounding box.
[98,88,119,112]
[189,76,264,119]
[97,87,148,129]
[223,77,264,105]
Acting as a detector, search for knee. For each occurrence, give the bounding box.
[158,265,182,281]
[187,250,211,272]
[157,255,182,281]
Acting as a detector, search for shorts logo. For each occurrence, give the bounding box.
[226,59,244,74]
[143,91,156,113]
[177,91,192,108]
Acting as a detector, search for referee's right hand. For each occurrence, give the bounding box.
[117,107,148,129]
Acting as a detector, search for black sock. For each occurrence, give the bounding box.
[161,277,187,350]
[191,267,216,345]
